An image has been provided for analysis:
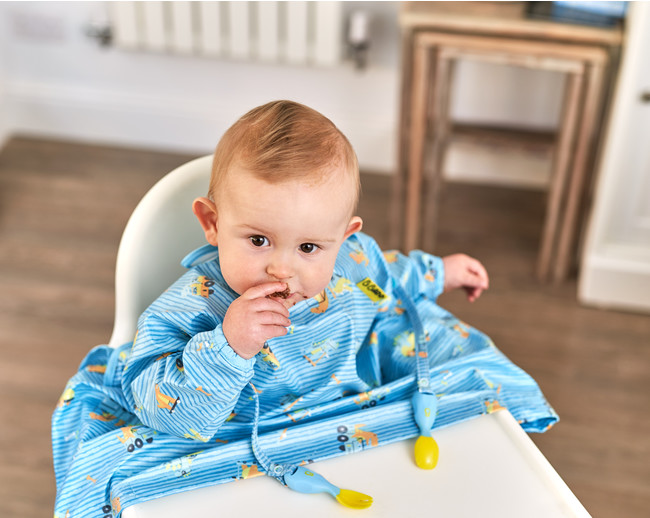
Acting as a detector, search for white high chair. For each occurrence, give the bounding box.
[108,155,212,349]
[114,156,591,517]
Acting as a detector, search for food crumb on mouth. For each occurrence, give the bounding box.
[270,287,291,299]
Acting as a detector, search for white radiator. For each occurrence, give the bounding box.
[109,1,343,66]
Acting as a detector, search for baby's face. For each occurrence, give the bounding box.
[215,166,362,308]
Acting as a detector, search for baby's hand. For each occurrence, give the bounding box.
[442,254,489,303]
[223,282,291,359]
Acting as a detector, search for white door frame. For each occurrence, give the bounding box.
[579,1,650,313]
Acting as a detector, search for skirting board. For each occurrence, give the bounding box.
[0,91,9,151]
[579,251,650,314]
[2,79,396,174]
[0,126,9,153]
[3,79,551,187]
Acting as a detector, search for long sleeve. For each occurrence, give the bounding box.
[382,246,445,304]
[121,268,255,441]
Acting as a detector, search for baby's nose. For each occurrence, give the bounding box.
[266,253,294,280]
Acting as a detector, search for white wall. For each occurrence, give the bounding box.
[0,1,401,172]
[0,1,563,179]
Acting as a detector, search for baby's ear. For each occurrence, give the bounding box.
[193,197,219,246]
[344,216,363,239]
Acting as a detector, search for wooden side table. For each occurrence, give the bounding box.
[391,3,622,282]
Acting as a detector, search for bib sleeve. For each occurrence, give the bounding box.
[383,247,445,303]
[121,268,255,441]
[353,233,445,303]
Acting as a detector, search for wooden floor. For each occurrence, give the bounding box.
[1,137,648,517]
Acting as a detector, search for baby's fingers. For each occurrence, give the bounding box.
[464,285,483,303]
[258,310,291,328]
[243,282,290,301]
[253,313,290,344]
[262,324,290,341]
[245,292,291,318]
[461,258,488,302]
[466,258,489,288]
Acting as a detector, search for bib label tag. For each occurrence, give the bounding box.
[357,278,389,303]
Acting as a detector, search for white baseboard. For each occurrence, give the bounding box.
[3,79,553,187]
[0,127,9,153]
[579,246,650,314]
[0,87,9,152]
[2,78,397,173]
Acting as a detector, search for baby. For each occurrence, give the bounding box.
[122,100,489,439]
[53,101,556,516]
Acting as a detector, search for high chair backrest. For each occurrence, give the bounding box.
[108,155,213,348]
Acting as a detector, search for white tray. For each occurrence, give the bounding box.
[124,410,590,518]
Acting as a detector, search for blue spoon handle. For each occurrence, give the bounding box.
[284,466,339,497]
[411,391,438,436]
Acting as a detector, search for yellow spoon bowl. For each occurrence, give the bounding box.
[336,489,374,509]
[284,466,373,509]
[414,435,439,470]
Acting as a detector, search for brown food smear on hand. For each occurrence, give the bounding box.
[270,287,291,299]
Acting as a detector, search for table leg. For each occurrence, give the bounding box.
[405,37,434,252]
[390,30,415,251]
[537,68,584,281]
[422,50,453,253]
[553,63,605,282]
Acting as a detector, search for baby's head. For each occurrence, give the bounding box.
[194,100,363,307]
[208,100,360,213]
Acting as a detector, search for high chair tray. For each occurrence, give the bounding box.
[123,409,590,517]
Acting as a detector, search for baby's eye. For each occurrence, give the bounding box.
[250,235,269,247]
[299,243,319,254]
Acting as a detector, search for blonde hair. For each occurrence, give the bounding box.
[209,100,360,211]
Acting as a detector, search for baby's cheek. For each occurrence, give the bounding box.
[221,257,259,295]
[308,271,336,298]
[298,254,340,299]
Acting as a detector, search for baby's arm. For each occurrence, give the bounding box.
[370,233,487,303]
[121,271,267,441]
[442,253,489,302]
[123,310,254,441]
[385,248,446,303]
